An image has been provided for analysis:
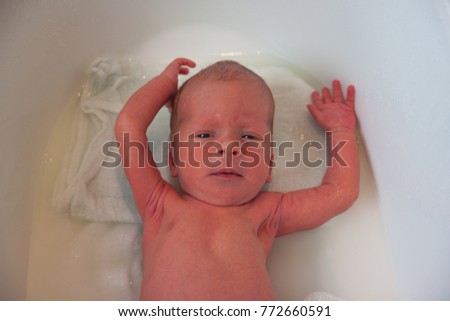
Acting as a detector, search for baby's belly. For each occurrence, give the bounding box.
[140,224,275,300]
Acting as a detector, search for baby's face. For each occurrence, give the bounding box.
[170,79,274,206]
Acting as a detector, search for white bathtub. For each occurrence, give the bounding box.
[1,0,449,300]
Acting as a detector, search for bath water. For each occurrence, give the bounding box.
[28,88,143,299]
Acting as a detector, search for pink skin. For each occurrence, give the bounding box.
[169,78,274,207]
[308,80,356,131]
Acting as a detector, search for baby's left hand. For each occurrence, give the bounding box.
[307,80,356,131]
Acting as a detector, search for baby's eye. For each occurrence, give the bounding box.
[242,134,258,140]
[196,133,211,139]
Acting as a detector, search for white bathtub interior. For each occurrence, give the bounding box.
[1,0,450,300]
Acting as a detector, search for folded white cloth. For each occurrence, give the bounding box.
[260,66,325,193]
[53,58,325,223]
[53,58,143,223]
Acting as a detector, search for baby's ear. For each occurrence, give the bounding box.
[168,142,178,178]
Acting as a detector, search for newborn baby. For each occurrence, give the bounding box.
[115,58,359,300]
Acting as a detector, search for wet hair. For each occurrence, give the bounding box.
[169,60,275,137]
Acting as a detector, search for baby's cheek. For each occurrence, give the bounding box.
[200,142,222,169]
[172,140,203,168]
[241,142,268,169]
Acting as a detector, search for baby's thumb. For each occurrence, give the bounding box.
[307,104,317,115]
[307,104,321,122]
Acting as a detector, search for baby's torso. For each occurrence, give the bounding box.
[140,191,282,300]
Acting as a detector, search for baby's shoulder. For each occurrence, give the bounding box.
[142,182,181,221]
[256,190,284,202]
[245,191,286,235]
[249,191,285,214]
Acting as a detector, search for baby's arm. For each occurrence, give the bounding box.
[114,58,196,217]
[277,80,359,235]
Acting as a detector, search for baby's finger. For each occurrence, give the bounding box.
[332,80,343,103]
[345,85,356,108]
[322,87,332,103]
[165,58,196,75]
[179,67,190,75]
[173,57,196,68]
[307,104,321,120]
[311,91,323,107]
[176,58,196,74]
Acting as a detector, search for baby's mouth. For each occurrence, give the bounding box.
[212,169,242,178]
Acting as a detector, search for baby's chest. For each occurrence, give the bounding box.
[159,206,274,255]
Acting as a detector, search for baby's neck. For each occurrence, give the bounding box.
[180,193,256,211]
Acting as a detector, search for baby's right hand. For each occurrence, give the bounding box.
[160,58,196,94]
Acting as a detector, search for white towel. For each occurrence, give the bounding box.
[260,66,325,193]
[53,58,325,223]
[53,58,144,223]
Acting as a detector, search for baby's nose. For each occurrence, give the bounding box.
[228,141,241,157]
[217,140,241,157]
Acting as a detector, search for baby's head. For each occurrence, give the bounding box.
[170,60,274,135]
[168,61,275,206]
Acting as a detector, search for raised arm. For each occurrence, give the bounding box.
[277,80,359,236]
[114,58,196,217]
